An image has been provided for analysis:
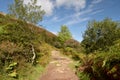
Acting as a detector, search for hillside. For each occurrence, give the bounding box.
[0,12,58,80]
[0,12,56,37]
[0,12,82,80]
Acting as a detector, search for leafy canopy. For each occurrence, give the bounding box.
[8,0,45,24]
[82,18,120,53]
[58,25,72,44]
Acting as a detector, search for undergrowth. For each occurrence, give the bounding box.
[76,39,120,80]
[0,64,44,80]
[0,13,53,80]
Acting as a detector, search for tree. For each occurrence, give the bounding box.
[8,0,45,24]
[82,18,120,53]
[58,25,72,44]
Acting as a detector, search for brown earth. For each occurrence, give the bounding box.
[39,50,79,80]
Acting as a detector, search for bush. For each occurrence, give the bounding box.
[0,14,53,80]
[77,72,90,80]
[77,40,120,80]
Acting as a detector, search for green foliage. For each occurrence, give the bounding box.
[54,41,62,48]
[64,39,82,52]
[0,64,44,80]
[77,72,90,80]
[0,26,4,34]
[74,18,120,80]
[82,18,120,53]
[62,47,81,61]
[92,52,120,80]
[8,71,18,78]
[0,13,53,80]
[77,39,120,80]
[2,22,39,44]
[17,64,44,80]
[109,39,120,53]
[5,62,18,78]
[58,25,72,44]
[37,43,52,66]
[8,0,45,24]
[108,67,117,74]
[64,47,74,53]
[57,25,82,60]
[6,62,18,71]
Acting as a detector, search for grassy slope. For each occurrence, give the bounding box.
[0,13,84,80]
[0,13,56,80]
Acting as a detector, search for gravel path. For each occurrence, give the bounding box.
[39,50,79,80]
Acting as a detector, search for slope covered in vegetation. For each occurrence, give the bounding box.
[0,12,57,80]
[76,18,120,80]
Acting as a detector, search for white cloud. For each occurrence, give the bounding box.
[23,0,103,17]
[65,9,103,26]
[55,0,86,11]
[23,0,103,26]
[89,0,103,8]
[55,0,103,26]
[66,17,90,25]
[91,9,104,15]
[92,0,103,4]
[51,8,92,23]
[51,16,59,21]
[73,9,93,18]
[23,0,86,16]
[23,0,54,16]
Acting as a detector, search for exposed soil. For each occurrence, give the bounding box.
[39,50,79,80]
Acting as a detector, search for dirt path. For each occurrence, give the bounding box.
[39,50,79,80]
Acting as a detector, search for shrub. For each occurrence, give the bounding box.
[0,14,53,80]
[77,72,90,80]
[77,40,120,80]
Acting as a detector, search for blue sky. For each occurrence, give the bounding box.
[0,0,120,42]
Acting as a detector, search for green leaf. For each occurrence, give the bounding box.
[8,71,18,78]
[9,62,18,67]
